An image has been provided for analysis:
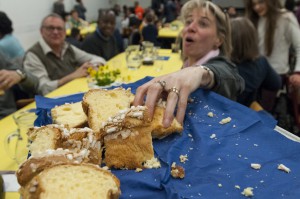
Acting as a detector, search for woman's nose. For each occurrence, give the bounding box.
[186,21,196,32]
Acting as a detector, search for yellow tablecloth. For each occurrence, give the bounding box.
[0,49,182,198]
[158,20,183,38]
[66,23,97,36]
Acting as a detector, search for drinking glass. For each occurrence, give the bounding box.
[126,45,142,70]
[5,109,37,164]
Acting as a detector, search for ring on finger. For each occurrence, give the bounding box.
[168,86,180,98]
[155,80,166,90]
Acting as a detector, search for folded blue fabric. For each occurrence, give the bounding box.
[34,76,300,199]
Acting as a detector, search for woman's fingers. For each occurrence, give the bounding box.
[145,81,166,118]
[133,81,153,105]
[175,87,189,125]
[163,86,180,127]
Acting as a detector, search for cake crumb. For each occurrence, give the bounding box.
[179,154,188,163]
[218,183,222,188]
[278,164,291,173]
[251,163,261,170]
[170,162,185,179]
[235,185,241,189]
[210,133,216,139]
[207,112,214,117]
[241,187,254,197]
[219,117,232,124]
[144,157,161,169]
[135,168,143,172]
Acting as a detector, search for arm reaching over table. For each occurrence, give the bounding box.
[133,0,244,127]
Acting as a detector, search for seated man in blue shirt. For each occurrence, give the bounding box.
[82,10,120,60]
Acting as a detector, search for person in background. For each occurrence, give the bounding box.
[285,0,296,12]
[230,17,281,107]
[151,0,164,20]
[53,0,66,19]
[23,13,105,96]
[227,6,238,18]
[245,0,300,112]
[133,0,244,127]
[0,11,24,64]
[128,18,141,45]
[296,1,300,25]
[112,4,123,33]
[129,7,140,28]
[165,0,177,23]
[0,50,38,119]
[65,27,82,49]
[74,0,87,20]
[134,1,144,20]
[81,11,119,60]
[67,9,88,29]
[142,12,159,46]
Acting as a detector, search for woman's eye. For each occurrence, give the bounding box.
[185,19,192,25]
[198,21,208,27]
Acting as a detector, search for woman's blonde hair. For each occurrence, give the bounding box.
[180,0,232,59]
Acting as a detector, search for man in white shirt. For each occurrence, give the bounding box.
[23,13,106,95]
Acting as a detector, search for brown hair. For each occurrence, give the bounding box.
[244,0,283,56]
[180,0,232,59]
[230,17,259,63]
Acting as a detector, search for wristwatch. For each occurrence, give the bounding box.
[16,69,26,81]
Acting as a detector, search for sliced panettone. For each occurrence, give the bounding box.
[27,125,63,154]
[102,106,154,169]
[51,102,87,128]
[104,126,154,169]
[17,149,80,187]
[151,106,183,139]
[20,164,121,199]
[82,88,134,135]
[27,125,102,164]
[101,105,151,137]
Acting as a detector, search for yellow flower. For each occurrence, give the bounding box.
[87,64,120,86]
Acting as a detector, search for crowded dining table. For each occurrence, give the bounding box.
[158,20,183,39]
[1,48,300,198]
[0,49,182,198]
[65,22,97,37]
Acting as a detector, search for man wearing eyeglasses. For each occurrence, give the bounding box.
[23,13,105,95]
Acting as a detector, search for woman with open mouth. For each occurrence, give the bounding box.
[134,0,244,128]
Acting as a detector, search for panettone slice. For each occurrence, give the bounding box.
[102,106,154,169]
[51,102,88,128]
[151,106,183,139]
[27,125,102,165]
[104,126,154,169]
[16,149,80,187]
[82,88,134,136]
[20,164,121,199]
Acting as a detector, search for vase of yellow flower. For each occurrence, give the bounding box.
[87,64,121,88]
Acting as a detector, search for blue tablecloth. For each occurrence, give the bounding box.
[35,77,300,199]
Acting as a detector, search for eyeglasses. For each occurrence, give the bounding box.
[42,26,65,32]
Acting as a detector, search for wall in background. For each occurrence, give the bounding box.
[112,0,151,9]
[212,0,244,8]
[0,0,111,50]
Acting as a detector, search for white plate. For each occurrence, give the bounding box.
[88,81,123,89]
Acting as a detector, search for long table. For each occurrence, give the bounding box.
[2,49,300,198]
[0,49,182,198]
[158,20,183,39]
[65,23,97,37]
